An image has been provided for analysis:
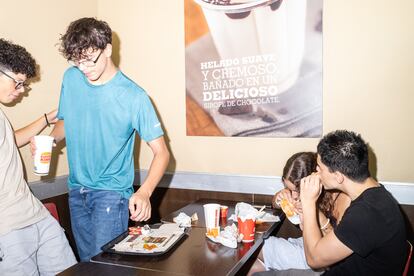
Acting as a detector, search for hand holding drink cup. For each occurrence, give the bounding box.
[33,135,54,176]
[29,109,59,158]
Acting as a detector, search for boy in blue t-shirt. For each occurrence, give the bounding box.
[43,18,170,261]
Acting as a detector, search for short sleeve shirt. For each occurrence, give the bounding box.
[57,68,164,198]
[325,186,406,276]
[0,108,47,236]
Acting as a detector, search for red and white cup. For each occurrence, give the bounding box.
[220,205,228,218]
[204,203,221,237]
[237,216,256,243]
[33,135,54,176]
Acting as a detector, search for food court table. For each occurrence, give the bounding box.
[90,199,284,276]
[57,261,175,276]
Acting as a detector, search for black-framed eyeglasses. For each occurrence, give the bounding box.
[69,50,103,68]
[0,69,28,90]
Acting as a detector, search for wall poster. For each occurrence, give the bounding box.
[185,0,323,137]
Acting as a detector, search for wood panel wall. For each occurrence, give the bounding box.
[41,187,414,275]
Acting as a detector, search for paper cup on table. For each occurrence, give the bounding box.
[33,135,54,176]
[220,205,228,218]
[203,203,221,237]
[237,216,256,243]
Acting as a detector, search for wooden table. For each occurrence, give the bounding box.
[90,199,283,276]
[57,262,175,276]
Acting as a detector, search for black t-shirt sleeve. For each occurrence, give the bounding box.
[334,202,382,257]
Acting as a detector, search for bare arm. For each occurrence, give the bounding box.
[49,120,65,143]
[129,136,170,221]
[300,174,353,269]
[318,210,333,236]
[15,110,57,147]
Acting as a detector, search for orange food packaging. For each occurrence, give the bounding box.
[280,198,296,217]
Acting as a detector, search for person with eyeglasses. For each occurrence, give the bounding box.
[0,68,28,90]
[0,38,76,275]
[30,17,170,261]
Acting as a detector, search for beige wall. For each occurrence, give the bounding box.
[0,0,97,181]
[1,0,413,184]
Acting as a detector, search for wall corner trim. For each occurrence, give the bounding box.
[30,170,414,205]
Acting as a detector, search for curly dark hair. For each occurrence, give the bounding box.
[283,152,336,220]
[59,17,112,61]
[317,130,370,182]
[0,38,36,78]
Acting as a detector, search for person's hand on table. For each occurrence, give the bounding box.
[129,189,151,221]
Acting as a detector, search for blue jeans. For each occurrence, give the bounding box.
[69,187,129,261]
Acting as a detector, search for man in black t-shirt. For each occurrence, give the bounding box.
[299,130,407,276]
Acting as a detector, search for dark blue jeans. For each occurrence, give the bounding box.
[69,187,129,261]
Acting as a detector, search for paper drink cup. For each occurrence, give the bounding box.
[220,205,228,218]
[33,135,54,176]
[203,203,221,237]
[237,216,256,243]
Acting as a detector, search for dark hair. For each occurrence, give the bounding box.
[283,152,334,219]
[283,152,317,186]
[60,17,112,61]
[317,130,370,182]
[0,38,36,78]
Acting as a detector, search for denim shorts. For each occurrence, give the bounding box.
[69,187,129,261]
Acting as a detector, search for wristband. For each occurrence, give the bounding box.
[320,218,330,230]
[44,113,50,127]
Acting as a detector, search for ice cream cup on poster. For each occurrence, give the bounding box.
[33,135,54,176]
[204,203,221,237]
[193,0,307,94]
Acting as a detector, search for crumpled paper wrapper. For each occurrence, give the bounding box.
[206,223,242,248]
[173,212,198,227]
